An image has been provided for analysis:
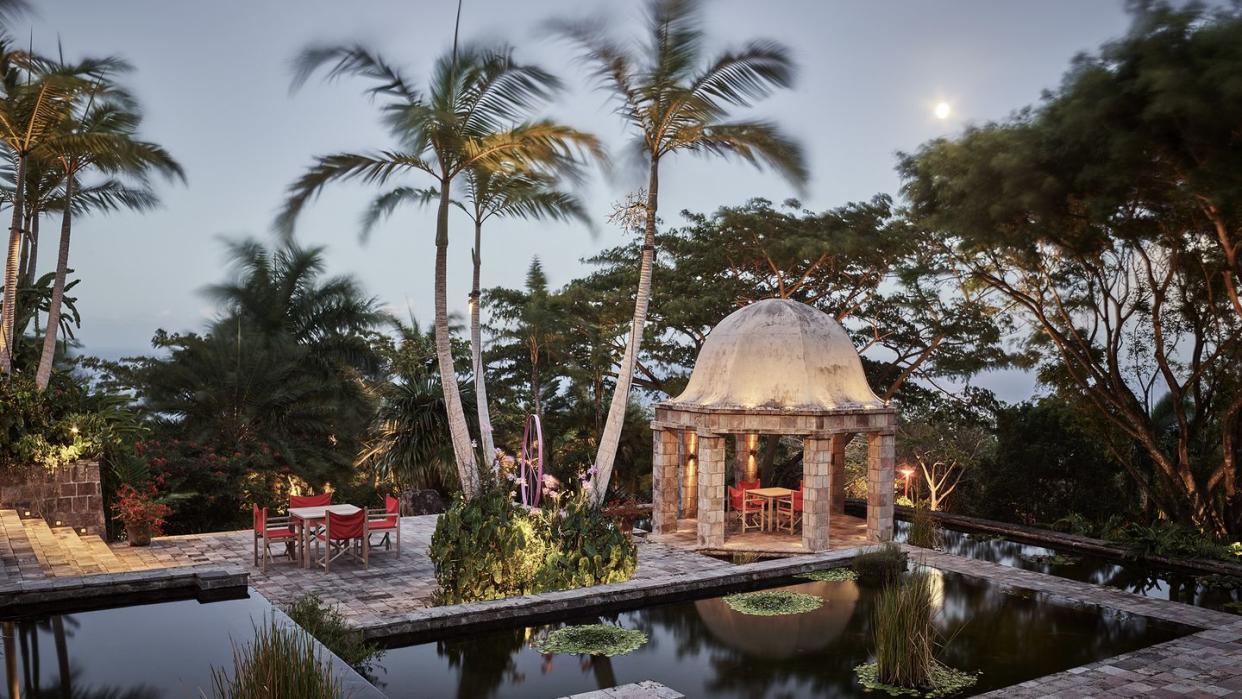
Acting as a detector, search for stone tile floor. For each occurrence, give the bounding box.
[106,515,731,629]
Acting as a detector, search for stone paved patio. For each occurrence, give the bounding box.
[105,515,731,629]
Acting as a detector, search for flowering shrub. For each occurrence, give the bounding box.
[111,483,171,537]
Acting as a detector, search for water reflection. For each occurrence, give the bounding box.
[374,571,1192,698]
[2,616,160,699]
[895,521,1242,613]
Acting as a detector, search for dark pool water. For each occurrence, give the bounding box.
[894,521,1242,614]
[0,591,277,698]
[369,570,1192,699]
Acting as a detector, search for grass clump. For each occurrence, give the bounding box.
[209,618,342,699]
[855,569,978,697]
[797,567,858,583]
[533,624,648,657]
[853,542,906,584]
[907,505,944,550]
[723,589,823,616]
[285,593,382,673]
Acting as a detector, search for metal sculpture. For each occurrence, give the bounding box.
[519,414,545,508]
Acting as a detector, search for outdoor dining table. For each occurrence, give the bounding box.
[745,487,795,532]
[289,504,361,569]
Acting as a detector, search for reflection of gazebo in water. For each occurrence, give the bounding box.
[694,580,861,658]
[650,298,897,553]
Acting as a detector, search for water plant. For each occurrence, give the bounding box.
[533,624,648,657]
[853,543,907,584]
[855,569,978,697]
[907,505,944,549]
[723,589,823,616]
[285,593,383,673]
[797,567,858,582]
[209,619,341,699]
[1018,553,1081,567]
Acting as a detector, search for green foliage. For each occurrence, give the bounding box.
[1195,574,1242,591]
[209,619,341,699]
[854,661,980,698]
[285,593,383,673]
[797,567,858,583]
[532,624,648,657]
[430,484,637,605]
[1118,522,1238,563]
[907,505,944,550]
[853,543,906,584]
[1018,553,1081,567]
[723,589,824,616]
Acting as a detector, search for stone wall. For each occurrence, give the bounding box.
[0,460,105,534]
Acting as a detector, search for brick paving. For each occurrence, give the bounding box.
[562,680,684,699]
[104,515,732,629]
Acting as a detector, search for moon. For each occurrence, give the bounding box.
[934,101,952,119]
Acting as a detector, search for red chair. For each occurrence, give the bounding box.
[252,505,297,573]
[728,486,764,533]
[315,509,369,572]
[289,492,332,509]
[368,495,401,556]
[738,479,761,492]
[776,490,803,534]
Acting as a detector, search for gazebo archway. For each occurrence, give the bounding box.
[649,299,897,553]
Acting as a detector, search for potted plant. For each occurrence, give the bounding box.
[112,483,171,546]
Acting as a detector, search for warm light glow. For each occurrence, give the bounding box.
[899,467,915,479]
[933,101,951,120]
[69,425,79,435]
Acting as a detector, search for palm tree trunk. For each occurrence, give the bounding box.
[434,180,481,499]
[35,175,72,391]
[470,219,497,470]
[25,215,39,337]
[0,152,26,376]
[52,615,70,699]
[590,160,659,504]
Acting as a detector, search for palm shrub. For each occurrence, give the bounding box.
[209,619,341,699]
[907,503,944,549]
[537,489,637,589]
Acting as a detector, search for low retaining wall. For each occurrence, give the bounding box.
[0,460,106,535]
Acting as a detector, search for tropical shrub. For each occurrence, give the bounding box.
[430,483,637,604]
[0,374,116,476]
[853,543,906,584]
[285,593,382,673]
[1118,522,1238,563]
[111,483,171,544]
[209,619,341,699]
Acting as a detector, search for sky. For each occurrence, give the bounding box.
[24,0,1147,402]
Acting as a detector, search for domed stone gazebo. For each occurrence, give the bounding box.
[650,298,897,552]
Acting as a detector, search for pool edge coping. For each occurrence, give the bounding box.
[0,563,248,610]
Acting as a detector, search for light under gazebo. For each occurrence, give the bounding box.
[649,298,897,553]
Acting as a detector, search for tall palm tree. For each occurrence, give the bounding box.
[35,63,184,389]
[550,0,808,502]
[279,43,602,498]
[360,167,588,465]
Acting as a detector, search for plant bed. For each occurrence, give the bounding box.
[532,624,648,656]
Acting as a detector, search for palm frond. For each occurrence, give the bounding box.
[359,186,441,242]
[290,43,419,102]
[276,150,433,236]
[670,119,807,191]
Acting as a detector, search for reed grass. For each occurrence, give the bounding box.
[853,542,906,583]
[907,505,945,549]
[873,569,936,688]
[209,618,343,699]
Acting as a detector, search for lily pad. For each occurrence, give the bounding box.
[797,568,859,583]
[532,624,648,657]
[723,589,823,616]
[855,660,980,697]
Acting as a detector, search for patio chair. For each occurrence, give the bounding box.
[252,505,297,573]
[728,486,764,533]
[776,490,803,534]
[289,492,332,509]
[315,508,369,572]
[738,478,761,492]
[368,495,401,556]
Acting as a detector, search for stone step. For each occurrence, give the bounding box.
[51,527,110,576]
[0,509,43,581]
[78,533,130,574]
[22,516,79,577]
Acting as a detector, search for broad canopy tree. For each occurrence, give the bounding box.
[899,1,1242,537]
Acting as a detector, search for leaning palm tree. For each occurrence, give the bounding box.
[550,0,808,502]
[35,64,184,389]
[360,167,588,465]
[278,43,602,498]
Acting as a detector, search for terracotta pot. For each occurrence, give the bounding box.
[126,523,153,547]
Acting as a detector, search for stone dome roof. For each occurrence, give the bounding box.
[664,298,884,413]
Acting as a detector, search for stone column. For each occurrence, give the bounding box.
[829,433,851,515]
[802,437,832,551]
[681,430,698,519]
[696,433,726,548]
[866,432,896,542]
[652,427,680,534]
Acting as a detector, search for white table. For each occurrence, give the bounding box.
[290,505,361,569]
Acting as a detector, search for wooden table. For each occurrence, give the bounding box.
[746,487,795,531]
[289,505,361,569]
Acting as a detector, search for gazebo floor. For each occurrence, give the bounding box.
[647,512,873,556]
